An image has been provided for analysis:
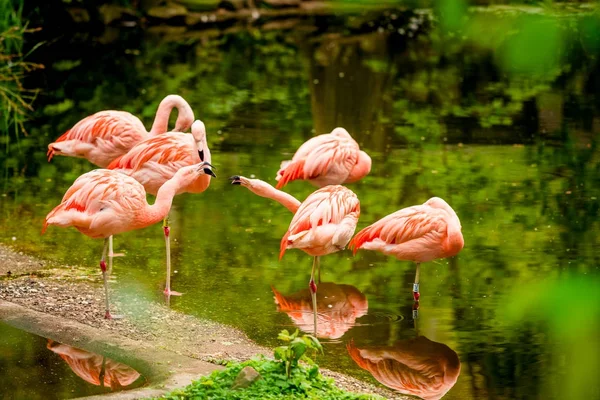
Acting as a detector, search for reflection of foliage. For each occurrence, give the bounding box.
[503,277,600,400]
[392,9,599,143]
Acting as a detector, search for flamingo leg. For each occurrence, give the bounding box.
[309,256,320,337]
[413,262,420,301]
[100,238,113,319]
[412,262,420,320]
[108,235,125,258]
[163,215,182,297]
[317,257,322,284]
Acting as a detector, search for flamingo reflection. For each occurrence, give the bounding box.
[347,336,460,400]
[47,340,141,390]
[272,282,368,339]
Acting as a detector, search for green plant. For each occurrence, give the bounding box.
[0,0,43,155]
[155,358,382,400]
[274,329,323,379]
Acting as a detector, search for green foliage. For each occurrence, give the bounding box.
[274,329,323,379]
[155,358,381,400]
[0,0,42,160]
[502,277,600,400]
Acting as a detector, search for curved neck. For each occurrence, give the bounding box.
[247,180,301,213]
[149,95,193,136]
[141,175,186,226]
[346,151,372,183]
[444,216,464,256]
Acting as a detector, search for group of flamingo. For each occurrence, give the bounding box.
[42,94,464,334]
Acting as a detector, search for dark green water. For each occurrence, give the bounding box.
[1,5,600,400]
[0,322,145,398]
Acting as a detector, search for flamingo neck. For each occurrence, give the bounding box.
[346,151,372,183]
[149,95,194,136]
[444,216,464,256]
[250,183,301,213]
[142,174,186,226]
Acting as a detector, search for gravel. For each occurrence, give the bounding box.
[0,244,405,399]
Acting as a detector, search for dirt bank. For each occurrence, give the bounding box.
[0,244,405,399]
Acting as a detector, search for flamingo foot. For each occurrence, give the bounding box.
[104,311,124,320]
[164,289,183,296]
[109,252,125,257]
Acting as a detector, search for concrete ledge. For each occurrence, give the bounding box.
[0,300,222,399]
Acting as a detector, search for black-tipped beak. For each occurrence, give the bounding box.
[204,167,217,178]
[229,175,241,185]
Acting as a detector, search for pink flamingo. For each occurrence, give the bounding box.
[276,127,372,189]
[47,340,142,390]
[43,161,216,319]
[347,336,461,400]
[107,120,212,296]
[349,197,464,307]
[47,94,194,168]
[272,282,368,339]
[230,176,360,335]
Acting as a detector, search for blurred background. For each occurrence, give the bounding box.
[1,0,599,399]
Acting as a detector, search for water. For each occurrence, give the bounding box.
[2,5,600,400]
[0,322,145,399]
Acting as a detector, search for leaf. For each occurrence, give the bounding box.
[277,329,292,342]
[274,346,286,361]
[291,342,307,361]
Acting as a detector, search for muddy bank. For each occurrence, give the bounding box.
[0,244,405,399]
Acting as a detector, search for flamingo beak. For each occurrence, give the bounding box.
[230,175,242,185]
[199,162,216,177]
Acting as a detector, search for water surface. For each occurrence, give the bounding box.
[1,5,599,400]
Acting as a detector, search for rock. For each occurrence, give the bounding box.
[231,366,261,389]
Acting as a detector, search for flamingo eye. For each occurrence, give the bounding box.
[198,149,204,161]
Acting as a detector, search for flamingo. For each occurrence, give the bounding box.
[347,336,461,400]
[230,176,360,335]
[272,282,368,339]
[43,161,216,319]
[107,120,212,296]
[275,127,372,189]
[349,197,464,310]
[47,340,142,390]
[47,94,194,168]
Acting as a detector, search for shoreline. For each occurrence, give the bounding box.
[0,244,405,399]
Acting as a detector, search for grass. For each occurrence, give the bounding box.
[0,0,43,151]
[154,357,384,400]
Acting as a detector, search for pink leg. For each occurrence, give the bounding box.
[163,218,182,298]
[309,256,320,337]
[412,300,419,320]
[100,238,113,319]
[413,262,420,301]
[108,235,125,258]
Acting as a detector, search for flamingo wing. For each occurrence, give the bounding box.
[349,205,447,254]
[280,186,360,258]
[48,111,147,167]
[276,134,359,189]
[43,170,146,236]
[108,133,195,172]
